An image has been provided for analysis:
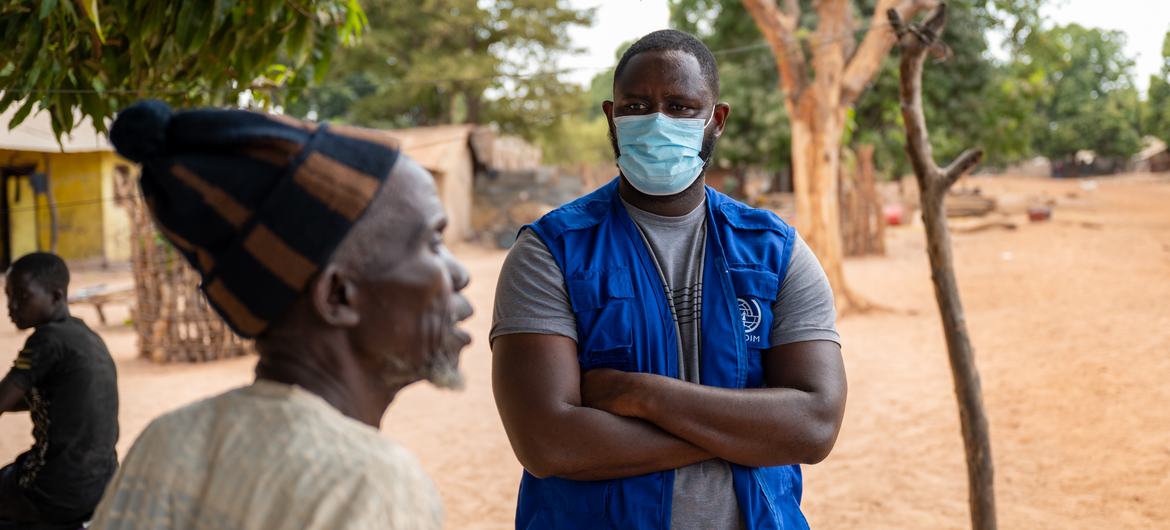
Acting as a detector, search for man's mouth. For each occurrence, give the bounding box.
[446,294,473,342]
[425,294,474,390]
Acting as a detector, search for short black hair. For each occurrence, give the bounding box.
[9,252,70,293]
[614,29,720,97]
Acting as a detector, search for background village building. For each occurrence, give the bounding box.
[0,105,132,269]
[1134,136,1170,173]
[0,111,545,362]
[384,124,542,244]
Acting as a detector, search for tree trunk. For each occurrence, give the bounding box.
[790,96,853,309]
[890,6,997,530]
[840,143,884,257]
[465,90,482,124]
[791,0,859,311]
[857,143,885,255]
[742,0,937,312]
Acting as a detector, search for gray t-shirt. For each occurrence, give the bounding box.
[491,198,839,530]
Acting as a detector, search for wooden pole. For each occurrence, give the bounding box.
[889,4,997,530]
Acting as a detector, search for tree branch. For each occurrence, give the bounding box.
[891,2,977,192]
[891,6,997,529]
[943,148,984,188]
[890,5,940,184]
[841,0,937,107]
[742,0,808,102]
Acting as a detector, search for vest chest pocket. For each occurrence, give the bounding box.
[728,267,779,351]
[566,267,635,371]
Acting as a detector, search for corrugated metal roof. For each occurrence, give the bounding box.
[0,103,112,153]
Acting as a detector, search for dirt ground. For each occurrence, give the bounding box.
[0,174,1167,529]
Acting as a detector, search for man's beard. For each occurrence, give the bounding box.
[380,295,470,392]
[608,125,719,170]
[418,293,471,391]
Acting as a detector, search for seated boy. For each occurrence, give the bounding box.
[0,252,119,525]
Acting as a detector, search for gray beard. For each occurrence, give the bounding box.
[379,307,466,392]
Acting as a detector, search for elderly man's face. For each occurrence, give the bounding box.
[351,159,472,390]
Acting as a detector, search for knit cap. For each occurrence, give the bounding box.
[110,100,401,338]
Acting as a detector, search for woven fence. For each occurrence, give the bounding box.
[117,168,252,363]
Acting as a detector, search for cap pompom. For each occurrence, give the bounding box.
[110,100,173,162]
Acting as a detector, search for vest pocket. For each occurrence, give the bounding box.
[727,267,779,351]
[566,267,635,371]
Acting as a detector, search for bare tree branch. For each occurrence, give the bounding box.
[892,4,940,184]
[841,0,938,107]
[742,0,808,102]
[892,5,998,530]
[943,148,984,187]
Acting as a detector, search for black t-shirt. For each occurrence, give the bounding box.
[6,316,119,517]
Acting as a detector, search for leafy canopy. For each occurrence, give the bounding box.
[668,0,1043,177]
[1015,23,1142,160]
[0,0,366,140]
[286,0,594,142]
[1144,29,1170,142]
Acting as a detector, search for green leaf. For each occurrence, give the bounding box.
[38,0,58,20]
[8,98,39,131]
[176,1,197,52]
[80,0,104,42]
[0,92,21,114]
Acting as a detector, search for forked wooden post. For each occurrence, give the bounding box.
[889,4,997,530]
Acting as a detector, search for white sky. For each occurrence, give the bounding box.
[558,0,1168,93]
[1043,0,1167,92]
[559,0,671,86]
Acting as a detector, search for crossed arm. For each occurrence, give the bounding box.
[491,333,846,481]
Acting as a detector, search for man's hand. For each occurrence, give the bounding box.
[493,333,712,481]
[603,340,846,468]
[581,368,647,417]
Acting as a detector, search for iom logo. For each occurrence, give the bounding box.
[737,297,762,334]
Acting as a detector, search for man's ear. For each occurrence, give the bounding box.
[51,287,66,305]
[712,102,731,138]
[309,263,361,327]
[603,100,615,126]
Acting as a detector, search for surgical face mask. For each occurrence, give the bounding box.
[613,108,714,196]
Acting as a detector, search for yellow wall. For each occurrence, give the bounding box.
[100,153,132,262]
[0,149,132,264]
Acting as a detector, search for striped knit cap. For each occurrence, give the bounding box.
[109,100,401,338]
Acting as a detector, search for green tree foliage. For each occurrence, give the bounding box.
[1145,29,1170,141]
[0,0,366,140]
[538,67,616,166]
[1016,24,1142,161]
[669,0,1041,178]
[287,0,593,141]
[670,0,790,173]
[854,0,1041,175]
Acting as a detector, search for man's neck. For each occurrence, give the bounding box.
[254,334,396,428]
[618,175,706,217]
[39,306,71,325]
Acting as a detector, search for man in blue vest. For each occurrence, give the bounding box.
[491,29,846,529]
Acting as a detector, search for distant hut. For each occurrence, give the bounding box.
[0,105,133,269]
[1134,137,1170,173]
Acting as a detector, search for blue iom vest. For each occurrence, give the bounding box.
[518,178,808,529]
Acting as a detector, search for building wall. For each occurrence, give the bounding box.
[0,149,131,264]
[439,142,474,243]
[100,155,133,262]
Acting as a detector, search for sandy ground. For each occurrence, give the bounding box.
[0,174,1167,529]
